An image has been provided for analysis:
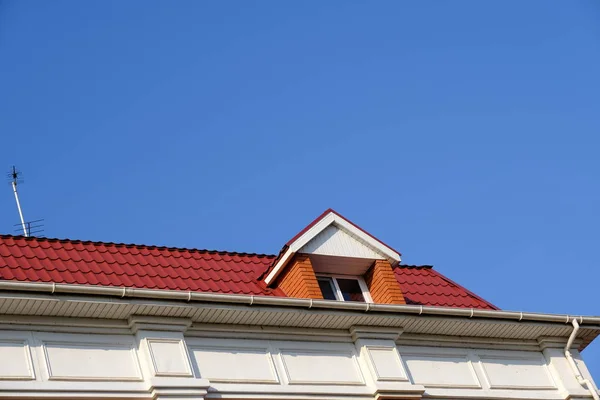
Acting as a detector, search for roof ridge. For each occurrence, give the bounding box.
[396,264,433,269]
[0,234,277,259]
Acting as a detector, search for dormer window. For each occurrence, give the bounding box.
[316,275,373,303]
[267,209,406,305]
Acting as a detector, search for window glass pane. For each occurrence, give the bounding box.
[317,277,337,300]
[336,278,365,302]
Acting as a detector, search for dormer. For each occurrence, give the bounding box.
[265,209,406,305]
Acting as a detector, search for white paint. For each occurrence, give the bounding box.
[279,349,364,385]
[300,225,385,260]
[366,347,407,381]
[147,338,193,377]
[0,340,34,380]
[0,311,595,400]
[478,354,556,390]
[402,352,481,389]
[42,341,142,381]
[192,346,278,383]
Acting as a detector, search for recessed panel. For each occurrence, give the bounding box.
[366,347,407,381]
[479,355,556,390]
[280,349,364,385]
[0,341,34,380]
[147,339,193,377]
[402,353,480,388]
[43,342,142,381]
[192,346,278,383]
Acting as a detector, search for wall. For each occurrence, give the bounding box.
[0,317,596,400]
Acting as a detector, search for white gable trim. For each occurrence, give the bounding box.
[264,212,401,286]
[299,225,386,260]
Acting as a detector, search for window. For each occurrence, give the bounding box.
[316,275,372,303]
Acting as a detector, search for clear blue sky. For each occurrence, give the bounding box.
[1,1,599,378]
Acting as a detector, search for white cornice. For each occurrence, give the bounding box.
[0,281,598,349]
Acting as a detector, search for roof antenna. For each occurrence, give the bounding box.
[8,166,28,237]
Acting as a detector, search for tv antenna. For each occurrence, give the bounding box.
[8,166,28,236]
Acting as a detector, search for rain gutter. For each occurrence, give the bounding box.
[0,280,599,327]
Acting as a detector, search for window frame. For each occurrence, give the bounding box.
[316,274,373,303]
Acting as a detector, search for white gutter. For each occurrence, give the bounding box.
[565,318,599,400]
[0,280,600,327]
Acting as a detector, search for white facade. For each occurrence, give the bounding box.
[0,286,597,400]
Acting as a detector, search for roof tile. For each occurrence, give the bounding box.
[0,235,496,309]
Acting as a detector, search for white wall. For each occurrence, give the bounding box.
[0,321,596,400]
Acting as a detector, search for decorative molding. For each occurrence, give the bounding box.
[187,324,353,343]
[146,338,194,377]
[0,322,593,400]
[399,347,481,389]
[365,346,408,382]
[398,333,542,352]
[351,326,403,341]
[41,341,142,381]
[150,385,209,400]
[477,354,557,390]
[0,339,35,380]
[538,336,579,351]
[375,386,425,400]
[190,345,279,384]
[129,316,192,333]
[278,348,365,385]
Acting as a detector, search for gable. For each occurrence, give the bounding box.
[298,224,386,260]
[264,209,401,285]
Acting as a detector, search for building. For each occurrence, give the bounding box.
[0,209,597,400]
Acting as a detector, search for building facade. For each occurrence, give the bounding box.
[0,209,597,399]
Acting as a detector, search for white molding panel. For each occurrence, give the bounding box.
[478,353,556,390]
[398,345,561,393]
[0,339,35,380]
[146,338,193,377]
[365,346,408,382]
[278,348,364,386]
[400,348,481,389]
[42,340,142,381]
[190,339,279,384]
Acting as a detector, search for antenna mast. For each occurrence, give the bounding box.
[9,166,28,237]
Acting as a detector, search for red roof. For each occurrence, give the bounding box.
[0,235,282,296]
[394,265,497,309]
[0,235,497,310]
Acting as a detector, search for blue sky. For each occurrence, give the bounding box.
[1,1,599,377]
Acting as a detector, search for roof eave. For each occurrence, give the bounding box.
[1,280,599,345]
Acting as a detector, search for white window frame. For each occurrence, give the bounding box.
[316,274,373,303]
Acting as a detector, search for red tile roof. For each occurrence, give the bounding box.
[0,235,282,296]
[394,265,497,309]
[0,235,497,309]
